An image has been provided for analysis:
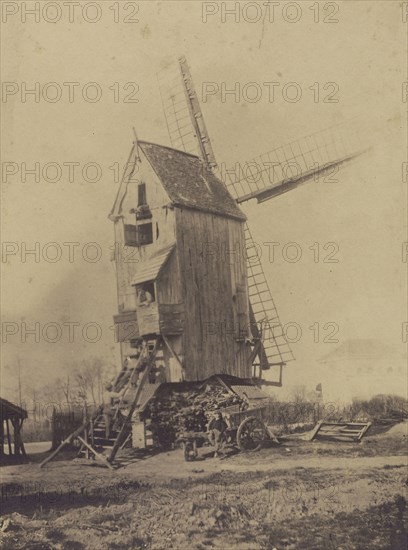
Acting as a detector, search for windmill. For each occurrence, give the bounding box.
[103,56,366,454]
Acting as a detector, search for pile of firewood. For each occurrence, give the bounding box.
[141,379,247,447]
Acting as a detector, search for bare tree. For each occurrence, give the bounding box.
[73,357,106,406]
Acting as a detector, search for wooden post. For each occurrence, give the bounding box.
[5,419,12,455]
[19,419,26,457]
[309,420,323,441]
[90,417,95,448]
[0,418,4,457]
[357,422,372,441]
[11,417,25,456]
[83,403,89,459]
[51,407,57,450]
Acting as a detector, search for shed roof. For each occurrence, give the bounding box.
[122,383,162,412]
[131,243,175,285]
[0,398,28,420]
[138,141,246,221]
[230,385,270,402]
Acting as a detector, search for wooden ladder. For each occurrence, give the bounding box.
[40,338,161,468]
[108,337,160,463]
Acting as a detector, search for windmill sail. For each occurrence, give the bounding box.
[245,223,295,367]
[157,57,217,167]
[157,60,200,156]
[224,122,366,204]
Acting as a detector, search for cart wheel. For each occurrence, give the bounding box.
[236,416,267,452]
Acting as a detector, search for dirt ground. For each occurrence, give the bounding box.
[0,422,407,550]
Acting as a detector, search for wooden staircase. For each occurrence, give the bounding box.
[41,337,160,469]
[77,416,124,459]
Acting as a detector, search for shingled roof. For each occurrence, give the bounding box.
[139,141,246,221]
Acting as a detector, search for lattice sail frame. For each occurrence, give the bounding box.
[223,120,366,204]
[244,223,295,365]
[157,61,202,157]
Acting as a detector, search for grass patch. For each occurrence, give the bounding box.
[261,495,407,550]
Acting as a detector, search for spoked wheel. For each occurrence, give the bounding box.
[236,416,267,452]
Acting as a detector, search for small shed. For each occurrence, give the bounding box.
[0,398,28,458]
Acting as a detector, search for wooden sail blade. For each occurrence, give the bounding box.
[237,152,363,204]
[178,57,218,168]
[245,223,294,370]
[157,60,200,156]
[157,57,218,168]
[225,122,366,204]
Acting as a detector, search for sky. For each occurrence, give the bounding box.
[1,0,407,403]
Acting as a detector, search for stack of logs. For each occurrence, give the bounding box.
[141,379,247,447]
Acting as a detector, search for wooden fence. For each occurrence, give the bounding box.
[51,408,84,450]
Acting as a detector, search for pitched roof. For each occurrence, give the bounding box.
[0,398,28,420]
[138,141,246,221]
[131,243,175,285]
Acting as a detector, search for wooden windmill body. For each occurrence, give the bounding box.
[109,57,364,390]
[110,139,255,382]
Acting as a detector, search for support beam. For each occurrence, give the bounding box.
[40,406,103,468]
[162,334,184,379]
[6,419,12,455]
[0,419,4,457]
[77,436,114,470]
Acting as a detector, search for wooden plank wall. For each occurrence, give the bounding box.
[156,248,182,305]
[175,208,251,380]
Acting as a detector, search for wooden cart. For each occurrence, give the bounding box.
[223,406,270,452]
[178,405,273,460]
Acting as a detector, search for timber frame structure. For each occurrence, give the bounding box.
[0,398,27,459]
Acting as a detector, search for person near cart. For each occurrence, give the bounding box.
[207,411,228,457]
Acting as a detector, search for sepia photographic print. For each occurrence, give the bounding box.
[1,1,407,549]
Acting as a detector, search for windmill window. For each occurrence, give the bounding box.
[124,222,153,246]
[124,224,139,247]
[138,182,147,206]
[137,222,153,245]
[136,281,155,306]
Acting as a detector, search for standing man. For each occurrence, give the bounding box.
[208,411,228,458]
[102,383,122,439]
